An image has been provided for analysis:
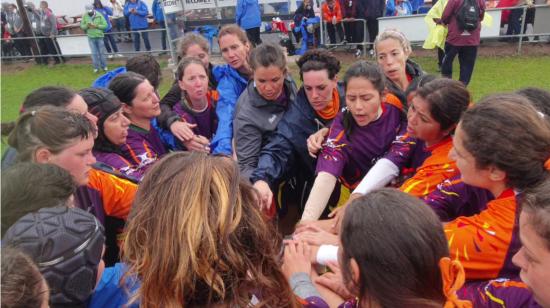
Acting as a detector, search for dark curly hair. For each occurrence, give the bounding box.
[296,48,340,81]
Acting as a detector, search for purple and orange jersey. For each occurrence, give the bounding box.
[399,136,459,198]
[445,189,521,280]
[458,278,541,307]
[423,175,494,222]
[316,103,404,189]
[120,123,167,173]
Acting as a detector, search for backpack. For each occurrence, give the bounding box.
[456,0,480,31]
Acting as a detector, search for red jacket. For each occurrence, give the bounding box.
[322,0,343,22]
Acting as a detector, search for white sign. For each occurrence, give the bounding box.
[163,0,185,13]
[184,0,217,9]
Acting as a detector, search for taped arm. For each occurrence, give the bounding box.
[302,172,338,221]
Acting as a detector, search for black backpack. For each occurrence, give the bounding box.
[456,0,480,31]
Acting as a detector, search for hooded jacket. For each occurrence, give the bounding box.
[233,76,298,179]
[210,64,249,155]
[236,0,261,30]
[81,11,108,38]
[249,85,345,187]
[123,0,149,30]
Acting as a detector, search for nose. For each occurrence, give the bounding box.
[88,153,97,165]
[121,114,131,127]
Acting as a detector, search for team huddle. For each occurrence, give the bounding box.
[1,24,550,308]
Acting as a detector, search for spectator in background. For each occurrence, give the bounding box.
[341,0,363,57]
[236,0,262,47]
[358,0,385,55]
[106,0,127,43]
[94,0,122,59]
[322,0,346,45]
[38,1,62,65]
[152,0,167,51]
[293,0,318,45]
[81,4,108,73]
[24,2,46,64]
[440,0,485,85]
[5,3,32,59]
[124,0,151,52]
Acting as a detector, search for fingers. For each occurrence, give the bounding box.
[327,206,341,218]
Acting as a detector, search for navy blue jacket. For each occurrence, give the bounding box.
[250,85,345,187]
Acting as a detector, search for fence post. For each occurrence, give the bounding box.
[517,5,528,55]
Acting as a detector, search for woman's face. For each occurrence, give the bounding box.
[253,65,285,101]
[184,44,210,68]
[512,211,550,308]
[407,95,448,145]
[219,34,250,70]
[103,109,130,146]
[449,123,493,189]
[345,77,382,127]
[375,38,410,83]
[178,63,209,104]
[125,80,161,121]
[47,137,96,186]
[303,69,337,111]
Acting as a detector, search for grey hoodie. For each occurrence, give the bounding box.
[38,8,57,36]
[233,75,297,179]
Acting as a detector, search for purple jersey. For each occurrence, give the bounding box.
[316,103,404,188]
[423,175,494,222]
[93,150,146,181]
[384,133,432,184]
[120,123,166,173]
[173,99,217,140]
[458,278,541,307]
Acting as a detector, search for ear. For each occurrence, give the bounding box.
[121,103,132,116]
[34,147,52,163]
[349,257,361,284]
[177,78,185,91]
[488,165,507,182]
[332,74,339,83]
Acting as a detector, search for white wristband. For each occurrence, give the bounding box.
[316,244,339,265]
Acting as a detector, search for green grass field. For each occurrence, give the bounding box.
[2,55,550,125]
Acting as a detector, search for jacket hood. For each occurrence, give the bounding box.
[212,64,248,86]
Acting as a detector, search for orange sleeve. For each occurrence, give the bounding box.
[384,93,404,111]
[88,169,137,220]
[322,4,331,20]
[444,191,517,280]
[400,138,458,197]
[335,2,343,21]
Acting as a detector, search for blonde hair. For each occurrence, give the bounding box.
[218,24,249,45]
[123,152,300,308]
[178,32,209,58]
[374,28,412,56]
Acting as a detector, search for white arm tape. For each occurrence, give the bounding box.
[316,244,339,265]
[301,172,338,221]
[352,158,399,196]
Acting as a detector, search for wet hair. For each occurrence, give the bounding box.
[3,207,105,307]
[342,61,386,136]
[21,86,77,111]
[296,49,340,80]
[108,71,147,106]
[460,94,550,190]
[1,162,76,236]
[178,32,209,58]
[93,0,104,9]
[374,28,412,56]
[340,188,449,307]
[1,247,48,308]
[218,24,249,45]
[7,106,96,163]
[249,42,287,72]
[176,56,207,81]
[123,152,301,308]
[1,86,80,137]
[414,78,470,132]
[417,74,438,88]
[516,87,550,119]
[125,54,161,90]
[522,178,550,250]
